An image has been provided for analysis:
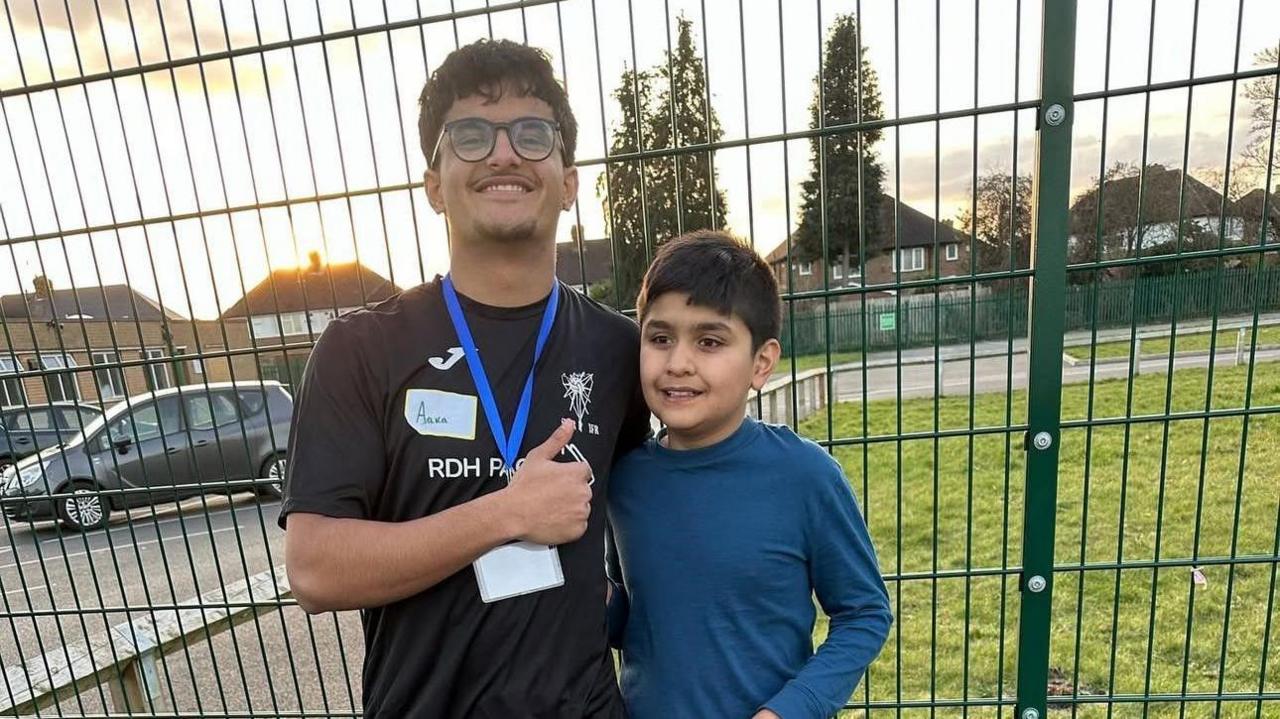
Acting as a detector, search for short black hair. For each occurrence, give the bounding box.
[637,230,781,350]
[418,39,578,167]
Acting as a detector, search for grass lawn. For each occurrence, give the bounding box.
[796,363,1280,718]
[1064,325,1280,362]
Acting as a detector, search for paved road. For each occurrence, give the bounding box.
[1,493,364,716]
[823,347,1280,406]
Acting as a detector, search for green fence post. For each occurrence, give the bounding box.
[1016,1,1076,718]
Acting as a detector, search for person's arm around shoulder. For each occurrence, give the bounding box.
[603,332,651,644]
[287,419,591,612]
[759,451,893,719]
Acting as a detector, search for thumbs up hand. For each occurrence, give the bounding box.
[500,419,594,546]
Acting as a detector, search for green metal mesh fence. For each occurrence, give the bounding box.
[0,1,1276,717]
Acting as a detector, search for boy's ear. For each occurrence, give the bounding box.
[750,338,782,392]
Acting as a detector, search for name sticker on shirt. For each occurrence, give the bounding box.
[404,388,477,440]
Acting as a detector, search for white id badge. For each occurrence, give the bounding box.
[473,541,564,603]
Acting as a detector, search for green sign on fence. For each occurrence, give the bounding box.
[878,312,896,331]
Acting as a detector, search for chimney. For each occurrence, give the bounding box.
[31,275,53,300]
[307,251,323,274]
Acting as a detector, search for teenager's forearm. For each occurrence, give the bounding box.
[284,493,517,613]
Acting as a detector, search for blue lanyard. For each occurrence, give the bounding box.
[441,275,560,473]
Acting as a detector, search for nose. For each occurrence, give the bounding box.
[486,127,523,168]
[665,341,695,376]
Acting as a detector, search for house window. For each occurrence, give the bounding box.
[945,243,960,261]
[280,311,312,336]
[308,309,337,334]
[832,263,863,280]
[92,351,126,401]
[894,247,926,272]
[0,357,24,408]
[39,354,81,402]
[251,315,281,339]
[252,308,349,341]
[798,262,814,276]
[143,348,172,391]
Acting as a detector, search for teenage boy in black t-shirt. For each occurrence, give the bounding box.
[281,40,650,718]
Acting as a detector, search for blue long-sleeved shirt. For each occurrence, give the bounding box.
[606,416,893,719]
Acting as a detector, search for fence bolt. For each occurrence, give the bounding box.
[1044,103,1066,126]
[1027,575,1048,593]
[1022,709,1041,719]
[1032,431,1052,450]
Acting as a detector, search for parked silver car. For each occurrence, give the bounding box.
[0,402,103,474]
[1,381,293,531]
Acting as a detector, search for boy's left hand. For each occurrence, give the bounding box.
[752,711,781,719]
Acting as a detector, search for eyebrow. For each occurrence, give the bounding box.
[645,319,733,333]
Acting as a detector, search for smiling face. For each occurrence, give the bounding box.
[425,90,578,247]
[640,292,780,450]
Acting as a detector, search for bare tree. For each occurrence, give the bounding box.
[1192,161,1251,205]
[1241,45,1279,190]
[954,171,1033,276]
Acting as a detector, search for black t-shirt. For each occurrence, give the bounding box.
[280,277,650,718]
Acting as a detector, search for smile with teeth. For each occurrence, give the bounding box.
[480,183,530,193]
[661,388,702,399]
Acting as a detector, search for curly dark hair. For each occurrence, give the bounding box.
[418,39,578,167]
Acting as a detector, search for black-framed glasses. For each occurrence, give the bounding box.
[430,116,563,166]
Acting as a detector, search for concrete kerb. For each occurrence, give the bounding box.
[1059,315,1280,367]
[1063,345,1280,368]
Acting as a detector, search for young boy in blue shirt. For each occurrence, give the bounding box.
[607,230,893,719]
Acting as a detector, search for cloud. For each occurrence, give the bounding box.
[7,0,262,87]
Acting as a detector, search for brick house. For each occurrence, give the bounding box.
[0,281,256,409]
[1066,165,1241,262]
[219,255,401,389]
[1233,188,1280,249]
[766,198,970,295]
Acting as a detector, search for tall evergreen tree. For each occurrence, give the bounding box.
[597,16,727,309]
[596,67,655,310]
[793,14,886,275]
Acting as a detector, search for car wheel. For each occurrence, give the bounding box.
[261,453,286,499]
[55,481,110,532]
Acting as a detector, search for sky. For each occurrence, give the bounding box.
[0,0,1276,319]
